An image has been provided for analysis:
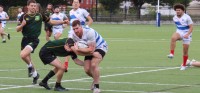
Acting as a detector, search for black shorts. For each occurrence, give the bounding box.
[39,46,56,65]
[44,23,52,32]
[21,37,39,53]
[84,49,106,61]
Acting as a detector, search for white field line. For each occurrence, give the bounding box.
[0,85,172,93]
[66,87,172,93]
[0,66,178,72]
[0,67,179,91]
[78,80,194,87]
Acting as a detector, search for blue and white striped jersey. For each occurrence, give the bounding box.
[17,12,24,21]
[72,27,108,51]
[50,13,67,29]
[173,13,193,32]
[0,11,8,24]
[69,8,89,28]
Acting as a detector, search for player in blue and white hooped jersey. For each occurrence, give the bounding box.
[66,20,107,93]
[17,7,24,22]
[167,4,193,71]
[50,5,68,40]
[68,0,93,38]
[0,5,10,43]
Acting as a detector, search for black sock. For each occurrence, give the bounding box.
[94,84,99,88]
[42,70,55,83]
[55,82,61,87]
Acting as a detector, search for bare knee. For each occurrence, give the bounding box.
[84,66,90,74]
[20,52,27,59]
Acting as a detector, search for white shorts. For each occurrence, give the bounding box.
[52,28,63,36]
[1,23,6,28]
[176,31,192,44]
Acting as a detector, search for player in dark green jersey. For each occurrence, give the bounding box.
[38,38,84,91]
[44,3,53,41]
[16,0,69,85]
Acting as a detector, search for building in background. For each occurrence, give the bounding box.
[79,0,96,10]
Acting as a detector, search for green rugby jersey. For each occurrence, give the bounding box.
[19,13,49,37]
[44,38,72,57]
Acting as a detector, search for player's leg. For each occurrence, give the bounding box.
[39,47,57,90]
[45,30,51,41]
[0,24,10,43]
[50,58,67,91]
[20,45,39,82]
[45,24,52,41]
[54,32,62,40]
[84,56,94,90]
[30,54,39,84]
[20,45,33,67]
[0,27,6,43]
[168,32,181,58]
[188,60,200,67]
[84,56,93,77]
[39,67,58,90]
[90,51,103,93]
[180,33,191,70]
[180,44,189,70]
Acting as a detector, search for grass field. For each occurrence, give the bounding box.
[1,23,200,93]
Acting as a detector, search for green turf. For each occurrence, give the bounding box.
[0,23,200,93]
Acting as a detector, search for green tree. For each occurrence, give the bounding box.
[99,0,123,13]
[131,0,146,19]
[0,0,27,11]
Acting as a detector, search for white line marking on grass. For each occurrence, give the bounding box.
[78,80,192,87]
[100,67,179,78]
[0,77,31,80]
[7,28,14,30]
[0,85,172,93]
[0,66,178,72]
[0,67,179,91]
[0,84,18,87]
[67,87,172,93]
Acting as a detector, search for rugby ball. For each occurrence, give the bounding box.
[77,41,88,48]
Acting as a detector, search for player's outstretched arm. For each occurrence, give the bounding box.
[48,19,68,25]
[86,15,93,27]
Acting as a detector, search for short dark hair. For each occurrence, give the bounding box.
[73,0,81,3]
[27,0,36,5]
[0,5,3,8]
[174,3,185,11]
[37,3,43,13]
[48,3,53,6]
[72,20,81,27]
[54,5,60,9]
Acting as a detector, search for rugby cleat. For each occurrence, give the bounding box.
[180,65,187,71]
[167,54,174,59]
[7,34,10,40]
[54,85,68,91]
[28,67,33,77]
[93,88,101,93]
[32,73,39,84]
[39,81,51,90]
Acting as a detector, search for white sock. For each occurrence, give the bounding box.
[189,62,193,66]
[27,63,32,68]
[32,70,37,77]
[2,38,6,41]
